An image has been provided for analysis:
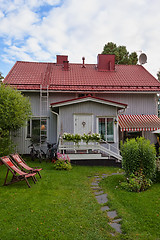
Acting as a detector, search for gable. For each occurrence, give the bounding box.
[50,96,127,110]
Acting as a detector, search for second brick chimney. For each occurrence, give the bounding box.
[56,55,68,65]
[97,54,115,71]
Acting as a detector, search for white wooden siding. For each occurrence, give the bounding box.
[13,92,158,154]
[96,93,158,115]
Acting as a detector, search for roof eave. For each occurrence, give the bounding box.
[50,96,127,109]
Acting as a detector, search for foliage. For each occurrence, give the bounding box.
[155,158,160,182]
[120,138,140,175]
[102,42,138,65]
[82,133,101,143]
[0,128,15,156]
[121,137,156,180]
[0,84,32,131]
[74,133,82,144]
[63,132,101,144]
[53,152,72,170]
[0,84,32,156]
[120,169,152,192]
[157,70,160,81]
[0,72,4,82]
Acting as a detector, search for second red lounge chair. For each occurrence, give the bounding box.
[10,153,42,178]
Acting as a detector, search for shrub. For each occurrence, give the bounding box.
[121,137,156,180]
[53,153,72,170]
[120,169,152,192]
[136,137,156,179]
[155,158,160,182]
[120,138,140,176]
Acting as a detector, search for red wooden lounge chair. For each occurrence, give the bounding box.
[0,156,37,188]
[10,153,42,178]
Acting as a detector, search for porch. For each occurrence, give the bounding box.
[59,141,122,165]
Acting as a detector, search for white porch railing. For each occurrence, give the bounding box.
[59,141,122,162]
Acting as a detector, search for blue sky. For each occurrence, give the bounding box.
[0,0,160,78]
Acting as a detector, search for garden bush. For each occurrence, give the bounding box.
[155,158,160,182]
[120,169,152,192]
[120,138,140,176]
[120,137,156,192]
[121,137,156,179]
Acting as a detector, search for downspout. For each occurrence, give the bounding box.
[50,109,59,142]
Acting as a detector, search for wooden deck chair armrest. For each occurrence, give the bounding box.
[25,173,36,178]
[33,166,43,170]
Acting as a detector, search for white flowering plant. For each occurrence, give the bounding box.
[62,132,101,144]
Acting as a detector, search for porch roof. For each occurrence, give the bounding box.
[50,95,127,110]
[118,114,160,132]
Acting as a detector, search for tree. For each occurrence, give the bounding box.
[102,42,138,65]
[157,70,160,81]
[0,72,4,82]
[0,84,32,156]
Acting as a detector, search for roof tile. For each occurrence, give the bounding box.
[4,61,160,92]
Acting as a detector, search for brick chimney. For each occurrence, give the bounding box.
[97,54,115,71]
[63,61,69,71]
[56,55,68,65]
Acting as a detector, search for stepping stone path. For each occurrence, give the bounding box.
[90,172,123,235]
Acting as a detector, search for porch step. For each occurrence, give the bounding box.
[67,153,109,160]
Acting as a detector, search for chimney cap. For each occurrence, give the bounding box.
[82,56,86,68]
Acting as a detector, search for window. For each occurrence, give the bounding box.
[98,118,114,142]
[78,93,93,98]
[27,118,47,143]
[27,119,40,141]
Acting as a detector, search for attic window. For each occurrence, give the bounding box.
[78,93,93,98]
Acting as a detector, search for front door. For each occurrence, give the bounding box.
[74,114,93,135]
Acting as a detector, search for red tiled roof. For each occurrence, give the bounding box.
[4,61,160,92]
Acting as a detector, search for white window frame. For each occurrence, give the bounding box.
[26,117,47,139]
[96,116,116,143]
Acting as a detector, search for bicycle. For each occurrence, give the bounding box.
[46,137,60,162]
[28,144,45,163]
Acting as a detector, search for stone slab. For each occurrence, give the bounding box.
[94,178,101,181]
[101,206,110,211]
[109,222,122,233]
[95,194,108,204]
[102,174,108,176]
[91,182,99,186]
[113,218,122,223]
[91,187,102,190]
[94,191,104,195]
[107,211,117,219]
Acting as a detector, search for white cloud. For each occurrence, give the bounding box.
[0,0,160,77]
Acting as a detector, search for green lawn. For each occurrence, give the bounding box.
[100,174,160,240]
[0,160,159,240]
